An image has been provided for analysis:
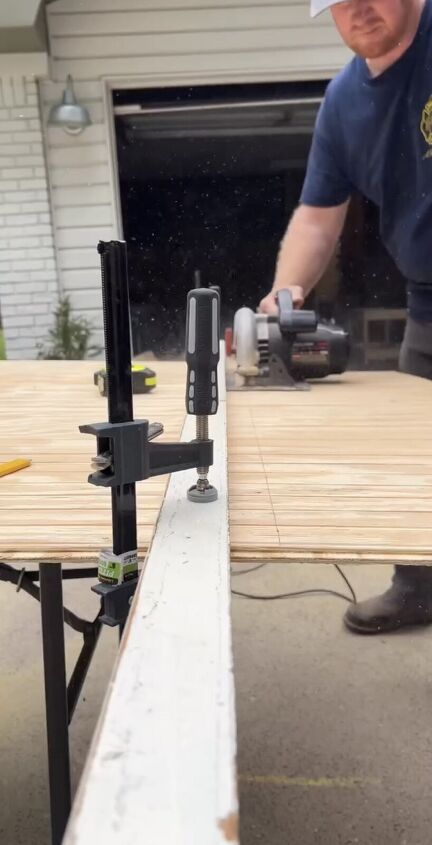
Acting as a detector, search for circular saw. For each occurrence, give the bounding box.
[226,289,349,391]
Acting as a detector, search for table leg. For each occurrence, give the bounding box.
[39,563,71,845]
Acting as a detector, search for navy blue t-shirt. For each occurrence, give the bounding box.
[301,0,432,314]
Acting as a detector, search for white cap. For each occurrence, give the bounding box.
[310,0,345,18]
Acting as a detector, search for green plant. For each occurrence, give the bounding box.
[0,330,6,360]
[37,295,101,360]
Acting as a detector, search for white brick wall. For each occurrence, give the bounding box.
[0,75,59,359]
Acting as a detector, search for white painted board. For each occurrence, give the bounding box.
[63,350,238,845]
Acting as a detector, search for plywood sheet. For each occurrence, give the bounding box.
[0,360,186,560]
[228,371,432,563]
[1,363,430,564]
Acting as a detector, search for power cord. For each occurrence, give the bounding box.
[231,563,357,604]
[333,563,356,603]
[231,563,268,577]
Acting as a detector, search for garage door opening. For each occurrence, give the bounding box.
[113,82,406,365]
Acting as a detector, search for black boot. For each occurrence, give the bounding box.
[344,566,432,634]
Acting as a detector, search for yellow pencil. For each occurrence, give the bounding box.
[0,459,32,478]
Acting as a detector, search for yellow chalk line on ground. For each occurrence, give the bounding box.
[240,775,380,789]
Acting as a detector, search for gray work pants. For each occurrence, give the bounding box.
[395,317,432,589]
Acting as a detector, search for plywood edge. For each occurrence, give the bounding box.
[231,549,432,565]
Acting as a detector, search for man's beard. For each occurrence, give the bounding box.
[349,26,404,57]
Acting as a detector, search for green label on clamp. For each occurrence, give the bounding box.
[98,549,138,585]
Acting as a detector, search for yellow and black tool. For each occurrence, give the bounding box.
[94,364,157,397]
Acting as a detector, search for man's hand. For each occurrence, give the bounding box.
[258,285,305,315]
[258,201,349,317]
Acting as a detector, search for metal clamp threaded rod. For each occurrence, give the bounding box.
[196,415,209,481]
[189,413,216,500]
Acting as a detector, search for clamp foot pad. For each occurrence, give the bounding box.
[187,484,218,503]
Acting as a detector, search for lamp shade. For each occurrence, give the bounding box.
[48,75,91,134]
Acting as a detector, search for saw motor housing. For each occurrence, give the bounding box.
[231,289,349,389]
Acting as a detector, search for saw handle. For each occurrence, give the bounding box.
[185,288,220,416]
[277,288,317,334]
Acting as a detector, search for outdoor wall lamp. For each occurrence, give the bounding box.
[47,75,91,135]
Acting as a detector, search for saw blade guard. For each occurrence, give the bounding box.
[233,307,260,376]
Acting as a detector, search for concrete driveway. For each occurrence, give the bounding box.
[1,561,431,845]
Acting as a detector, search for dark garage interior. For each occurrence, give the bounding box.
[113,82,407,365]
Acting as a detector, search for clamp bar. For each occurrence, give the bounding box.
[98,241,137,558]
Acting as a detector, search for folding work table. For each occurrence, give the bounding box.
[1,360,431,844]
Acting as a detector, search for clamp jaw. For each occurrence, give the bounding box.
[79,420,213,488]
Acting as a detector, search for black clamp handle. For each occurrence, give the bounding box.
[185,288,220,416]
[277,289,317,334]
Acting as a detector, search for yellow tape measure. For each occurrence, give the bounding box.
[94,364,157,396]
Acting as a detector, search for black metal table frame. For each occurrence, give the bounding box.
[0,560,109,845]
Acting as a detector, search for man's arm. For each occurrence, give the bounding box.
[259,201,350,315]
